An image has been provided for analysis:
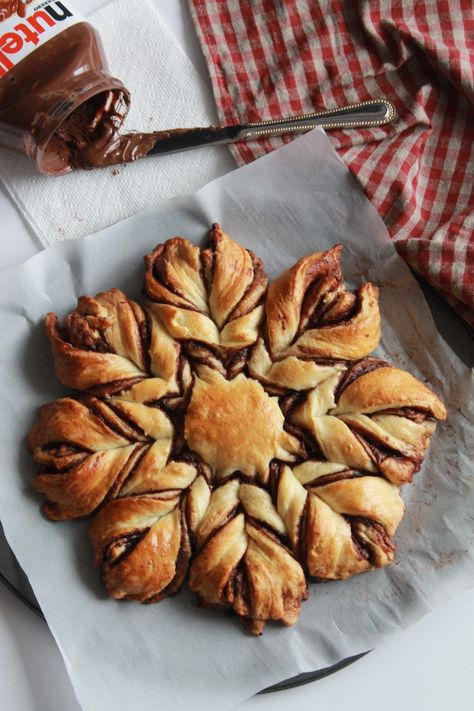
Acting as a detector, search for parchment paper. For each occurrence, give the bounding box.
[0,128,472,711]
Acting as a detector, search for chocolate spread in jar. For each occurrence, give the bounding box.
[46,95,195,169]
[0,1,183,174]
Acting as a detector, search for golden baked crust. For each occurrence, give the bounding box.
[265,245,381,360]
[29,225,446,634]
[44,288,187,399]
[184,366,301,481]
[188,478,307,634]
[144,224,268,354]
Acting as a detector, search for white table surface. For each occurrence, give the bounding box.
[1,2,473,709]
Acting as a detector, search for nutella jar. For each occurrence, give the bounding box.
[0,1,130,174]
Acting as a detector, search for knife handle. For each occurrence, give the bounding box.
[236,99,396,140]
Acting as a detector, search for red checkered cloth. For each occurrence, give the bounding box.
[188,0,474,327]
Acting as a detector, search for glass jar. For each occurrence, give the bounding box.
[0,6,129,174]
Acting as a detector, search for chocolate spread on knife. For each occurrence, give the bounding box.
[49,95,194,169]
[0,1,196,174]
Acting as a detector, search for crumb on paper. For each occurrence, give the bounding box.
[111,168,121,176]
[57,227,65,236]
[72,212,84,222]
[434,550,468,570]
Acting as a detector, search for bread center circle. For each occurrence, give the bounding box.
[184,371,286,479]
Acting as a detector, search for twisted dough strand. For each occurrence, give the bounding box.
[290,358,446,485]
[45,288,184,399]
[265,245,381,360]
[276,463,404,579]
[144,224,268,355]
[29,396,199,520]
[188,478,307,635]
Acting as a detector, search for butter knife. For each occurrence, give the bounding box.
[147,99,395,156]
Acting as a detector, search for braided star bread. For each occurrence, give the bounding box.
[29,224,446,634]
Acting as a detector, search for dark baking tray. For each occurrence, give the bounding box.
[1,274,472,692]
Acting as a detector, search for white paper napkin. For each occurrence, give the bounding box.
[0,0,234,246]
[0,128,472,711]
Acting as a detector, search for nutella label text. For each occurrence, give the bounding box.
[0,1,83,78]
